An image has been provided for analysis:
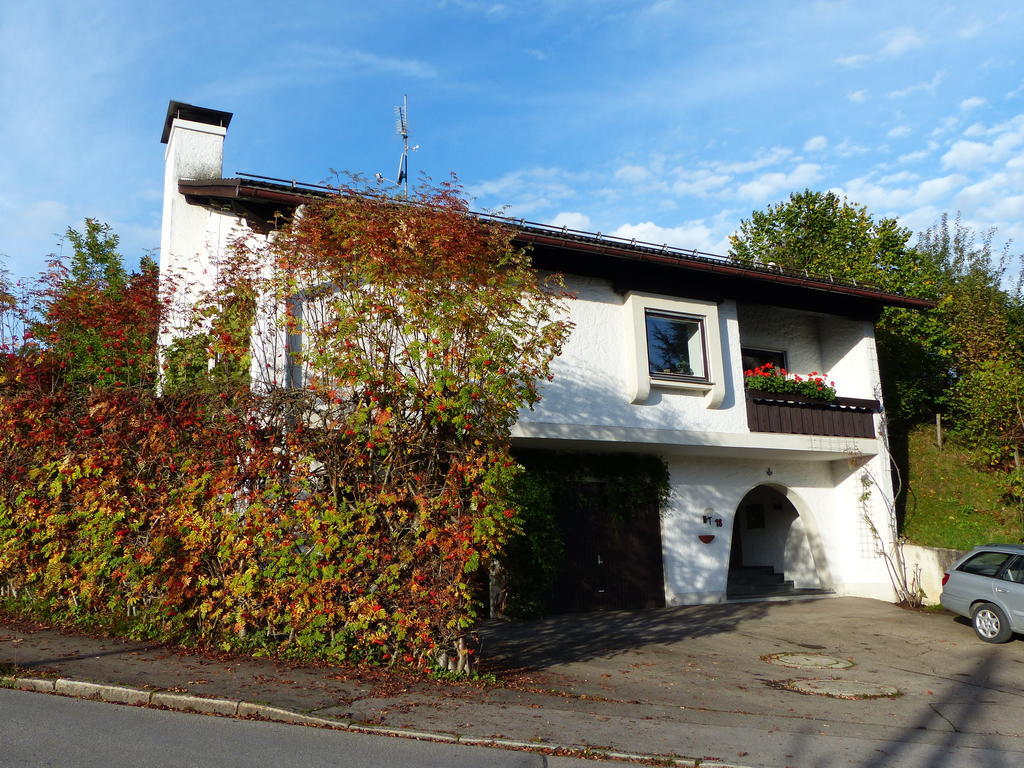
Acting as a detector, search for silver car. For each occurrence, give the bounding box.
[940,544,1024,643]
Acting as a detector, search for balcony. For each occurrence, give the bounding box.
[744,389,880,439]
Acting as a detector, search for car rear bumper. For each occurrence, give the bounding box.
[940,591,971,618]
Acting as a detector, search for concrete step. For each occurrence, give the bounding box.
[725,566,830,599]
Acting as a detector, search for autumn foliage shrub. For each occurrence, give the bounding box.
[0,187,571,670]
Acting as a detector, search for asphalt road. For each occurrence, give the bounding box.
[0,689,595,768]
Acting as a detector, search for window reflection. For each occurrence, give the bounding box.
[645,311,707,380]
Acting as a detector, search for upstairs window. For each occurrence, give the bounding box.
[741,347,787,374]
[624,292,724,407]
[645,311,708,382]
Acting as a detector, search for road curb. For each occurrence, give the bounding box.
[3,674,752,768]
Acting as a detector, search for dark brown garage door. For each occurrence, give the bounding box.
[548,480,665,613]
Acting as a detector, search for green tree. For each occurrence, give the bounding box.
[65,218,127,289]
[918,215,1024,464]
[28,219,161,390]
[729,189,920,289]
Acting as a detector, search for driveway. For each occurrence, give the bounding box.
[454,598,1024,766]
[3,597,1023,767]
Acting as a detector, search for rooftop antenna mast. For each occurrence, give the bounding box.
[375,95,419,197]
[397,95,410,197]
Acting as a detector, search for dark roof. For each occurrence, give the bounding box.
[177,175,936,319]
[161,101,234,144]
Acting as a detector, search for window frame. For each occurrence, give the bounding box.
[623,291,725,408]
[741,346,788,374]
[644,309,710,384]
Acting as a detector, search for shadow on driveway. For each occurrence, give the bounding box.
[478,601,772,671]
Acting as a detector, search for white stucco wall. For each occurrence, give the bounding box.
[523,278,883,443]
[659,451,898,605]
[524,276,748,433]
[736,303,880,399]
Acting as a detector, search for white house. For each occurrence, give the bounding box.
[159,101,933,612]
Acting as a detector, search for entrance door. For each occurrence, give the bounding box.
[727,485,825,597]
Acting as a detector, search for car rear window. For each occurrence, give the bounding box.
[958,551,1013,577]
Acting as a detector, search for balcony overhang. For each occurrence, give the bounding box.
[511,420,879,462]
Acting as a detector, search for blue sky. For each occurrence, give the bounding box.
[2,0,1023,279]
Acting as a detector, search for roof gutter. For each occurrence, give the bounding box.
[514,230,936,310]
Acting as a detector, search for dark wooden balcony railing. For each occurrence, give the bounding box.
[744,388,880,439]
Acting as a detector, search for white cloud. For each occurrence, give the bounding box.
[878,171,918,184]
[915,175,966,203]
[670,170,732,197]
[835,139,870,157]
[955,174,1011,209]
[712,147,792,174]
[195,45,438,103]
[898,149,930,164]
[881,27,924,57]
[614,164,651,184]
[441,0,507,16]
[837,26,924,68]
[611,219,727,254]
[837,173,966,211]
[803,135,828,152]
[847,90,868,103]
[467,167,583,216]
[940,119,1024,172]
[989,195,1024,220]
[645,0,677,14]
[960,97,988,111]
[941,140,991,171]
[929,115,962,137]
[887,125,912,138]
[736,163,822,201]
[889,71,944,99]
[836,54,869,69]
[614,162,731,197]
[548,211,591,230]
[958,20,985,39]
[524,48,547,61]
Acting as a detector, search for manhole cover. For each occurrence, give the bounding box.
[762,652,854,670]
[785,679,899,699]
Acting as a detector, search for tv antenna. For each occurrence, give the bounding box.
[374,94,419,197]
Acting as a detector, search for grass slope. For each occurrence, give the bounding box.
[903,424,1024,549]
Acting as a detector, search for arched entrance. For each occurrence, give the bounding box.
[727,485,831,599]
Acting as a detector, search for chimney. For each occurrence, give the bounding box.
[158,100,235,313]
[161,100,233,181]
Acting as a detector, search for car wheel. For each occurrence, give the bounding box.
[972,602,1013,644]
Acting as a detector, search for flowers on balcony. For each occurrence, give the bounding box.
[743,363,837,403]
